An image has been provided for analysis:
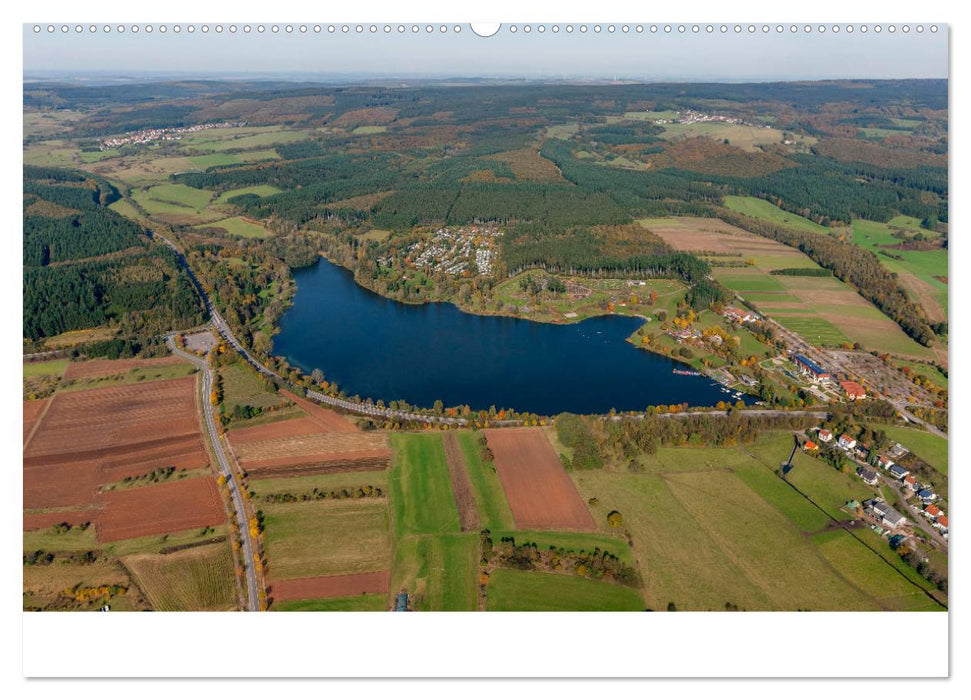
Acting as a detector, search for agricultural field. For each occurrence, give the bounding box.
[122,542,238,611]
[214,185,284,206]
[390,533,479,611]
[454,431,515,531]
[571,431,943,611]
[485,569,645,611]
[723,195,831,233]
[196,216,271,238]
[658,121,812,152]
[22,358,238,611]
[850,219,948,321]
[484,428,595,531]
[131,183,223,225]
[260,499,392,580]
[639,216,934,357]
[272,594,387,611]
[389,433,461,535]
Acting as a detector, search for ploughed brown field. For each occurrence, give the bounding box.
[278,389,359,433]
[229,400,391,478]
[483,428,596,532]
[269,570,390,602]
[22,397,49,444]
[22,375,226,543]
[442,432,480,531]
[62,356,184,380]
[98,476,225,542]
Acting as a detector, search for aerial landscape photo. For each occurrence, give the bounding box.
[21,24,949,614]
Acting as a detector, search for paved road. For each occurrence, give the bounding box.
[166,334,261,611]
[892,400,948,440]
[878,473,948,550]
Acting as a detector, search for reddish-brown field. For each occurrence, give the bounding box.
[23,373,221,543]
[228,400,390,478]
[278,389,359,433]
[269,570,390,603]
[228,416,325,444]
[24,509,101,531]
[23,399,49,445]
[484,428,596,532]
[98,476,224,543]
[62,356,184,380]
[24,376,201,460]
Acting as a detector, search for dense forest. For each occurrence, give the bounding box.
[22,166,204,340]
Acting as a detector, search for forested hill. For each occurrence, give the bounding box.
[23,165,204,341]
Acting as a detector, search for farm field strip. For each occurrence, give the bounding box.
[442,432,480,531]
[390,433,462,536]
[640,216,932,355]
[485,568,645,611]
[269,570,390,602]
[484,428,595,532]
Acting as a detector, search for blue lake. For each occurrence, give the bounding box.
[274,258,738,415]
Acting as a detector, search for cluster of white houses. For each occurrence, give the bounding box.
[814,427,947,537]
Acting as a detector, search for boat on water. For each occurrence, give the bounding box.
[672,368,702,377]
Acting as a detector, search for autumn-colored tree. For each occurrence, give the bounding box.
[607,511,624,528]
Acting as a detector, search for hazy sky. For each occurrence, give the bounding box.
[23,24,948,81]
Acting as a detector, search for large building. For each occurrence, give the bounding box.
[792,354,831,382]
[840,380,868,400]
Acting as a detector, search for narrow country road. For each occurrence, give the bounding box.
[166,334,261,611]
[892,400,948,440]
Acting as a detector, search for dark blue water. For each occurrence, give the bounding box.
[274,258,737,415]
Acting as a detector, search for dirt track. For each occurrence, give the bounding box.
[484,428,595,532]
[442,433,480,531]
[278,389,360,433]
[269,570,390,603]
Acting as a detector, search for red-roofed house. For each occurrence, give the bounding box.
[803,440,818,453]
[838,434,857,450]
[936,516,948,533]
[840,380,867,400]
[818,429,833,443]
[924,504,943,519]
[904,474,918,491]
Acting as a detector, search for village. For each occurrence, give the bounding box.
[99,120,247,150]
[404,224,502,276]
[797,420,947,564]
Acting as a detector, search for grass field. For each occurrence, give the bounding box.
[569,431,940,611]
[261,500,392,580]
[389,434,461,536]
[658,122,811,152]
[850,219,948,319]
[214,185,284,206]
[455,431,515,531]
[770,315,851,346]
[272,594,387,611]
[107,198,147,222]
[122,541,237,611]
[58,363,198,393]
[197,216,270,238]
[390,533,479,611]
[353,125,388,134]
[23,359,69,378]
[220,361,292,413]
[183,129,306,152]
[881,425,948,477]
[723,195,830,233]
[132,183,221,223]
[485,569,645,611]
